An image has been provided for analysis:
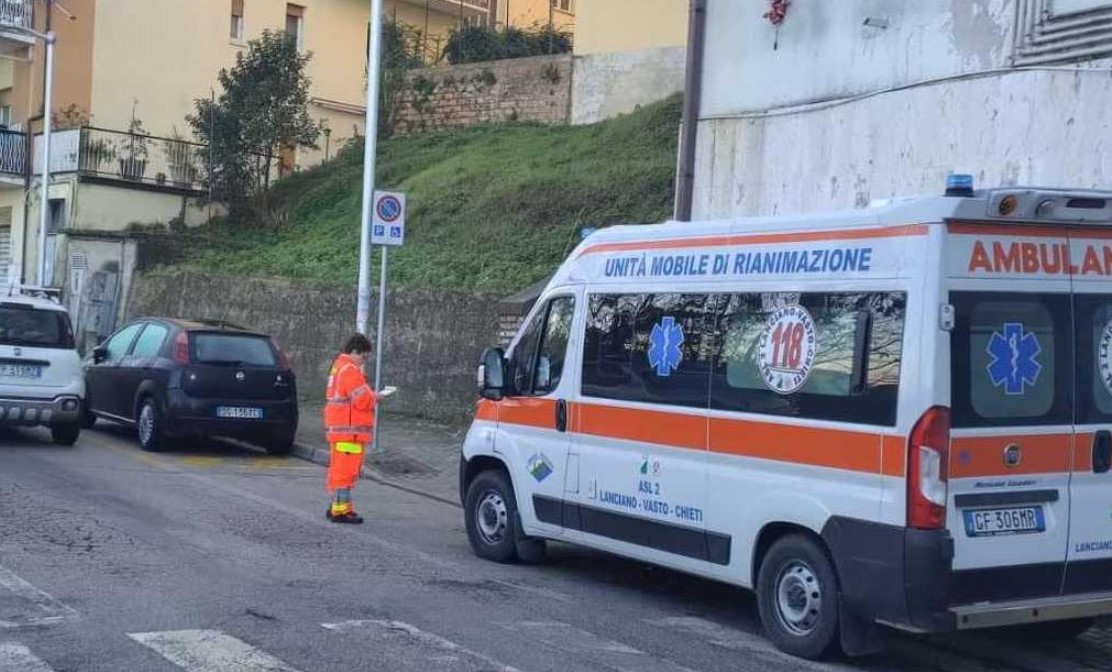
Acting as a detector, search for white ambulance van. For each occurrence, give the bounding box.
[460,179,1112,659]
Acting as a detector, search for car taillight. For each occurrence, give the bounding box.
[173,332,190,364]
[908,406,950,530]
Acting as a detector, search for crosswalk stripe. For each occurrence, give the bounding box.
[322,619,524,672]
[0,564,79,628]
[0,643,53,672]
[498,621,698,672]
[128,630,304,672]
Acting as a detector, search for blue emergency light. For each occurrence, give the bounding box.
[945,173,974,197]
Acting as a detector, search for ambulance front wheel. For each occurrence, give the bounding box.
[756,534,841,660]
[465,469,526,563]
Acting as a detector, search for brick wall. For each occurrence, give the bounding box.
[393,54,573,135]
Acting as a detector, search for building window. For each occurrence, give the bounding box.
[230,0,244,41]
[551,0,574,14]
[48,199,66,234]
[285,4,304,51]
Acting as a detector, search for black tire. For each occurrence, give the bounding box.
[464,469,521,563]
[136,397,165,452]
[265,436,294,456]
[1000,617,1096,641]
[756,534,841,660]
[51,423,80,446]
[79,402,97,429]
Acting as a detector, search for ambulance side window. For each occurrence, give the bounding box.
[1076,295,1112,423]
[581,293,715,408]
[710,291,905,426]
[949,292,1071,428]
[509,307,546,396]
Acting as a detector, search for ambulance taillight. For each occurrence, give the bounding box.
[907,406,950,530]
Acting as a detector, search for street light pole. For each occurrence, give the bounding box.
[36,31,55,287]
[356,0,385,335]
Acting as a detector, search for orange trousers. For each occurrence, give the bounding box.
[326,443,365,492]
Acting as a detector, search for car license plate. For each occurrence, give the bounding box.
[963,507,1045,537]
[0,364,42,379]
[215,406,263,419]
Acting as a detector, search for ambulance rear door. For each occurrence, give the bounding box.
[1063,228,1112,594]
[944,223,1073,605]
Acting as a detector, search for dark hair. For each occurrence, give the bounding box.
[343,333,372,355]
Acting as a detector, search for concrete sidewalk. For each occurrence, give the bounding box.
[293,403,465,506]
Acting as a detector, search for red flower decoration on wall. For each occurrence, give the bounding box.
[764,0,790,26]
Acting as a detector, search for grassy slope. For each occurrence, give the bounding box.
[174,95,681,292]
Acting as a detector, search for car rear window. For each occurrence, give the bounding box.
[192,333,277,367]
[0,304,74,349]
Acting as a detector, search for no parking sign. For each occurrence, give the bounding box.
[371,191,406,246]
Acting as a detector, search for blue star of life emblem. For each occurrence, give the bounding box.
[648,316,684,377]
[986,322,1042,396]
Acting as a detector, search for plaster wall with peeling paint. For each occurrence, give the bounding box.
[692,0,1112,219]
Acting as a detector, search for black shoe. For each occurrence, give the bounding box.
[330,512,364,524]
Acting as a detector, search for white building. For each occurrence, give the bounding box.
[692,0,1112,219]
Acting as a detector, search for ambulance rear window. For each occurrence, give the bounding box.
[950,292,1072,428]
[1075,295,1112,423]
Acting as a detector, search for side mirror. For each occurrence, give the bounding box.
[92,346,107,364]
[478,347,506,401]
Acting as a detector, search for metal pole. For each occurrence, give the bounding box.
[36,32,55,287]
[357,0,385,335]
[674,0,706,222]
[372,245,387,444]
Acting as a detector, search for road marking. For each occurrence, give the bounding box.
[0,565,78,628]
[0,643,53,672]
[498,621,697,672]
[322,619,524,672]
[657,617,850,671]
[129,630,303,672]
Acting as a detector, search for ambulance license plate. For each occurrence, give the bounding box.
[215,406,263,419]
[963,507,1045,537]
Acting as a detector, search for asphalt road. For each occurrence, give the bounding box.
[0,424,1104,672]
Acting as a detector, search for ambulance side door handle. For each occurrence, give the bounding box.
[1093,430,1111,474]
[555,399,567,433]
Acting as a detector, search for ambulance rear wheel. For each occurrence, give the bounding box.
[465,469,520,563]
[757,534,841,660]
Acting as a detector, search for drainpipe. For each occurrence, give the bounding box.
[674,0,706,223]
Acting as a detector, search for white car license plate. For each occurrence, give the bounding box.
[215,406,263,420]
[0,364,42,379]
[963,507,1045,537]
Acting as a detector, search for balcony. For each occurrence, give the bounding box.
[0,0,34,54]
[0,128,25,178]
[34,127,208,195]
[407,0,493,17]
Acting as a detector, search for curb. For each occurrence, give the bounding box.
[291,442,461,509]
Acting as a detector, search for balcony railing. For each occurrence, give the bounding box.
[0,128,25,176]
[0,0,32,31]
[76,127,208,193]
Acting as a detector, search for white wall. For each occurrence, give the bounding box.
[571,47,686,125]
[692,0,1112,220]
[701,0,1015,117]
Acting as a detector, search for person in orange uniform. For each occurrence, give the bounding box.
[324,334,378,524]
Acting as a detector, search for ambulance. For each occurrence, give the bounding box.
[459,177,1112,659]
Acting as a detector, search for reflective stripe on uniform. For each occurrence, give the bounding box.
[335,442,364,454]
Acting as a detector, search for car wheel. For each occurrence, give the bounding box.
[464,469,522,563]
[757,534,841,660]
[265,436,294,456]
[51,423,80,446]
[137,398,165,452]
[80,402,96,429]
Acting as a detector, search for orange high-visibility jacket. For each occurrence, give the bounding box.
[324,353,375,444]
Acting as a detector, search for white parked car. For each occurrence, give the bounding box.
[0,289,84,445]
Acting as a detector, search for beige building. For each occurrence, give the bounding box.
[493,0,574,32]
[573,0,686,55]
[0,0,493,337]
